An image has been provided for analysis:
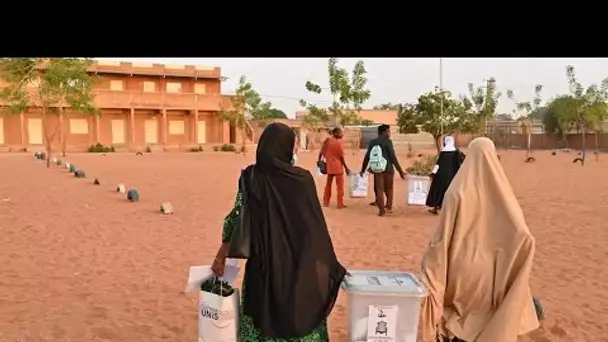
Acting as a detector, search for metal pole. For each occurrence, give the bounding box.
[439,58,444,135]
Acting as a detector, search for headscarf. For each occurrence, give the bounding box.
[442,136,456,152]
[419,137,539,342]
[243,122,346,339]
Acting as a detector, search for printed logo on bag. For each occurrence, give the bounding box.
[201,302,236,329]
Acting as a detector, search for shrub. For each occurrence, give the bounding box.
[188,145,204,152]
[406,155,438,176]
[88,143,114,153]
[213,146,220,152]
[145,146,152,153]
[220,144,236,152]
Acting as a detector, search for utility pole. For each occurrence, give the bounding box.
[439,58,444,135]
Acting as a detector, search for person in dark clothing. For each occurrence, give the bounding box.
[211,123,346,341]
[359,124,405,216]
[426,136,462,215]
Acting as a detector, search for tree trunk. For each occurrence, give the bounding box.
[42,109,51,168]
[595,131,600,161]
[434,135,442,155]
[60,107,67,157]
[526,130,531,159]
[240,126,247,156]
[581,129,586,165]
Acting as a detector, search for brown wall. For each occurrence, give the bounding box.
[457,132,608,151]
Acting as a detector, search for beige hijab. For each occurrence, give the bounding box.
[419,137,539,342]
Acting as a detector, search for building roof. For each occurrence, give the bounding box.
[31,59,222,80]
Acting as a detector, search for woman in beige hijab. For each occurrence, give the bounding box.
[419,137,540,342]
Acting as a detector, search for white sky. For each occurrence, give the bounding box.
[97,58,608,118]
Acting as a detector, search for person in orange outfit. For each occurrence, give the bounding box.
[319,128,350,208]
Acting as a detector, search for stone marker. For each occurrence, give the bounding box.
[65,162,71,169]
[51,157,57,164]
[160,202,174,214]
[39,152,46,161]
[34,152,40,159]
[126,189,140,202]
[93,178,100,185]
[56,158,63,166]
[69,164,76,173]
[74,170,86,178]
[116,183,126,193]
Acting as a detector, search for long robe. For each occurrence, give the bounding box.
[238,122,346,339]
[426,150,462,208]
[419,137,539,342]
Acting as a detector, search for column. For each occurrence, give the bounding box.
[193,109,199,144]
[19,112,25,146]
[161,108,167,146]
[94,115,100,144]
[130,108,135,147]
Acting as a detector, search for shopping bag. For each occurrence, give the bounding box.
[349,173,369,198]
[198,280,240,342]
[315,167,324,177]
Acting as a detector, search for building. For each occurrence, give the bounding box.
[0,60,247,152]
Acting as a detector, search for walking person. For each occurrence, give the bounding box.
[359,124,405,216]
[212,122,346,342]
[426,136,463,215]
[419,137,541,342]
[319,127,350,208]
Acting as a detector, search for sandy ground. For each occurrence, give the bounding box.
[0,149,607,342]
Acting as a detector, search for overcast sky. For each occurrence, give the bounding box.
[98,58,608,118]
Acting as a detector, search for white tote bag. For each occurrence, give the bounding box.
[349,173,369,198]
[198,288,240,342]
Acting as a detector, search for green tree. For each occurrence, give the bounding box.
[299,58,372,128]
[0,58,100,167]
[220,76,270,154]
[396,87,469,154]
[546,66,608,163]
[465,77,502,134]
[506,85,543,160]
[373,102,400,110]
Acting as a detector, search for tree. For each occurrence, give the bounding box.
[546,66,608,164]
[493,113,515,121]
[256,107,287,120]
[373,102,400,110]
[544,97,572,148]
[465,77,502,134]
[506,85,543,160]
[0,58,100,167]
[299,58,372,128]
[396,87,469,154]
[220,75,269,154]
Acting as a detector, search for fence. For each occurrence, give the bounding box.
[456,130,608,151]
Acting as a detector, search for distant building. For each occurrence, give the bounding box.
[0,60,247,152]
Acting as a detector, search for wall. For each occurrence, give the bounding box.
[457,132,608,151]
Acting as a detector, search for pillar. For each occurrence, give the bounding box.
[19,112,25,146]
[161,108,167,146]
[130,108,135,147]
[94,115,100,144]
[193,109,199,144]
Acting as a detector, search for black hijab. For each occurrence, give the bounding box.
[241,122,346,339]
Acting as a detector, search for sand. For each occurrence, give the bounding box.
[0,149,606,342]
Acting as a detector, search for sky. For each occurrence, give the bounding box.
[98,58,608,119]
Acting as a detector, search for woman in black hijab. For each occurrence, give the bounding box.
[212,122,347,342]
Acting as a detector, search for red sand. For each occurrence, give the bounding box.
[0,150,607,342]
